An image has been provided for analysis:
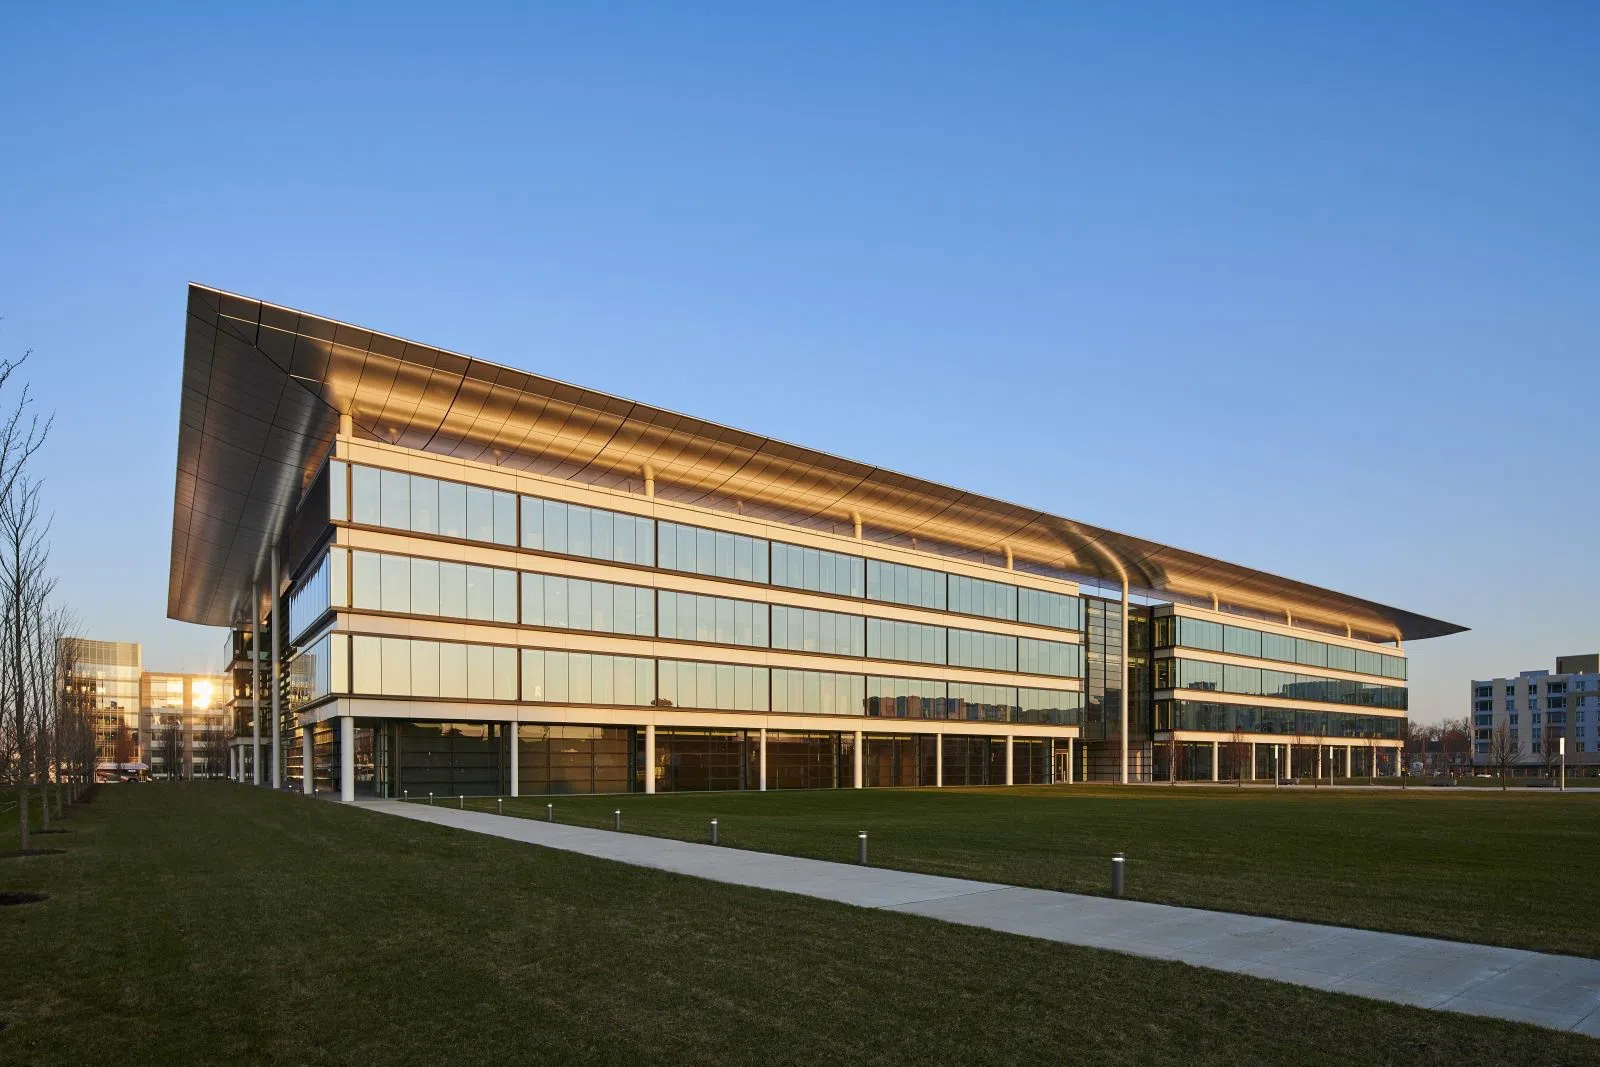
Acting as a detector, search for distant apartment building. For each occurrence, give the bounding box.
[1472,654,1599,773]
[141,671,233,779]
[65,638,230,779]
[69,639,144,768]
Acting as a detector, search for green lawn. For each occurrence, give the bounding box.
[463,785,1600,957]
[1,785,1595,1065]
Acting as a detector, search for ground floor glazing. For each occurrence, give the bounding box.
[244,719,1073,797]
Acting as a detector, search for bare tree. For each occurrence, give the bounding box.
[2,477,51,851]
[1489,721,1518,790]
[1540,724,1562,783]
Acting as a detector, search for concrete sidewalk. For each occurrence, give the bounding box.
[367,800,1600,1038]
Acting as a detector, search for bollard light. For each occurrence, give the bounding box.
[428,792,434,806]
[497,797,503,815]
[710,818,719,846]
[1111,852,1126,897]
[858,831,868,865]
[403,790,409,802]
[547,803,554,822]
[613,809,622,831]
[459,795,465,809]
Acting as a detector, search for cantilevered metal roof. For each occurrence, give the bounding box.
[169,284,1467,642]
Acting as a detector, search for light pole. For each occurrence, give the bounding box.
[1560,736,1566,792]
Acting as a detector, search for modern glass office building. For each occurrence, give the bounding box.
[169,286,1465,800]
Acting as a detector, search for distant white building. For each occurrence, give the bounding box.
[1472,654,1599,773]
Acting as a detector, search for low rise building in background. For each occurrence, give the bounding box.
[64,638,230,781]
[1472,654,1599,776]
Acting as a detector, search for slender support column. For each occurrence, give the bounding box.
[1211,740,1219,782]
[339,716,354,802]
[1119,578,1130,784]
[302,722,312,795]
[1249,742,1256,781]
[1066,737,1074,784]
[758,729,767,791]
[509,721,520,797]
[853,730,863,789]
[251,590,262,785]
[1346,744,1353,780]
[935,733,944,788]
[270,547,282,790]
[644,723,655,794]
[1005,735,1014,786]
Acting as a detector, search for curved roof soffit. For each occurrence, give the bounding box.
[169,285,1467,642]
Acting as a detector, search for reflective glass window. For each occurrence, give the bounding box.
[657,659,769,711]
[1016,687,1083,725]
[329,460,348,522]
[1018,587,1080,630]
[770,605,865,657]
[948,682,1018,722]
[351,465,379,525]
[771,668,865,716]
[1177,617,1224,652]
[771,541,865,598]
[866,618,947,666]
[658,521,768,583]
[1296,638,1329,669]
[410,476,439,534]
[1018,637,1081,678]
[1261,632,1296,662]
[864,676,948,719]
[947,627,1017,671]
[1223,625,1262,658]
[657,590,768,647]
[865,559,945,610]
[948,574,1018,621]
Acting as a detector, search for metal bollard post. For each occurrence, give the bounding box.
[546,803,554,822]
[497,797,503,815]
[858,831,868,865]
[710,818,719,845]
[403,790,408,802]
[428,792,434,806]
[613,809,622,831]
[1111,853,1126,897]
[459,795,465,809]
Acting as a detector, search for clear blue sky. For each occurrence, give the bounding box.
[0,3,1594,722]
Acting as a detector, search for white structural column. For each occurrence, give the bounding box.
[1249,743,1256,781]
[853,730,863,789]
[759,729,768,791]
[1066,737,1074,784]
[1005,736,1014,786]
[1211,740,1220,782]
[339,716,355,802]
[251,590,262,785]
[1346,744,1353,780]
[644,723,656,794]
[935,734,944,788]
[302,724,313,794]
[270,546,282,790]
[1119,577,1130,784]
[509,721,520,797]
